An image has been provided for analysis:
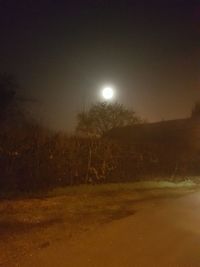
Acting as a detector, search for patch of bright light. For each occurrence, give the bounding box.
[102,86,114,100]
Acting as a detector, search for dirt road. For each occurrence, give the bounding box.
[16,191,200,266]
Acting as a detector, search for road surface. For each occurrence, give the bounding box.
[17,191,200,266]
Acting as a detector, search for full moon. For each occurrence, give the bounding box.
[102,86,114,100]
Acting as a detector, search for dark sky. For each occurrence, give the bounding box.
[0,0,200,131]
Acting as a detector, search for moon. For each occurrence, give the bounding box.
[102,86,114,100]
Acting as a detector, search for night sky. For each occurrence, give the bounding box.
[0,0,200,131]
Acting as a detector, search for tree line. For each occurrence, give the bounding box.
[1,73,200,192]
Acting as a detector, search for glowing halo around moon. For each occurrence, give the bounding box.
[102,86,114,101]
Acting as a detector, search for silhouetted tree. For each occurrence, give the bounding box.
[0,73,19,121]
[76,102,141,136]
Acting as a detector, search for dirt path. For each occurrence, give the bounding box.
[14,191,200,267]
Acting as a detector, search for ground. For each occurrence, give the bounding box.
[0,181,199,267]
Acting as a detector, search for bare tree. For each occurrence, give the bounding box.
[76,102,141,136]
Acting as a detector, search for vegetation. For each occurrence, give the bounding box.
[76,102,141,136]
[1,118,200,193]
[1,74,200,194]
[0,126,119,191]
[0,73,18,121]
